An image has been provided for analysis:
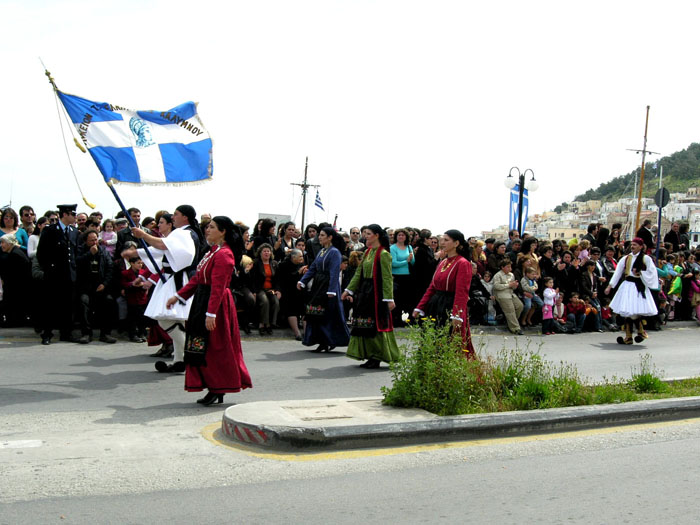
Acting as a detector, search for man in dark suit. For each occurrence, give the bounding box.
[582,223,598,244]
[36,204,79,345]
[636,219,654,253]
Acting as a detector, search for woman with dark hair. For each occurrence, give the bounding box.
[253,218,277,251]
[390,228,414,327]
[1,208,28,251]
[341,224,400,368]
[27,216,49,259]
[298,227,350,351]
[517,237,540,278]
[411,229,438,310]
[413,229,475,355]
[166,216,251,405]
[274,221,297,261]
[596,227,610,252]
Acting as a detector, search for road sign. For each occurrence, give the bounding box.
[654,188,670,208]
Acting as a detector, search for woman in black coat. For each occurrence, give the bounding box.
[0,234,32,326]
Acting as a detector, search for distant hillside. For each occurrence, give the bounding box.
[570,142,700,203]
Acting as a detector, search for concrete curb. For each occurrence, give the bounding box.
[221,395,700,451]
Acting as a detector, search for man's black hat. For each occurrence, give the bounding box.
[57,204,78,213]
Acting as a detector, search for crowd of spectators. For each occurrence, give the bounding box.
[0,205,698,343]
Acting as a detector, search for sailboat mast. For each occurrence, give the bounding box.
[633,106,651,233]
[300,157,309,232]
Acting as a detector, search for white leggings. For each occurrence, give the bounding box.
[159,320,187,362]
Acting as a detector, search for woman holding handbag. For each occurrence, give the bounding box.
[297,227,350,352]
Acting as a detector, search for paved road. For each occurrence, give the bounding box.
[1,326,699,523]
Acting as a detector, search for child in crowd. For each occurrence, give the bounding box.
[100,219,117,257]
[480,271,497,325]
[600,297,618,331]
[551,294,569,333]
[120,257,151,343]
[578,240,590,263]
[565,292,586,334]
[541,277,558,335]
[583,297,602,331]
[691,269,700,324]
[519,266,543,327]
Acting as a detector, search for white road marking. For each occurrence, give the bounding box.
[0,440,43,449]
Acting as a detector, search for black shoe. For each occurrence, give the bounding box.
[295,334,303,341]
[325,346,336,353]
[243,325,251,335]
[100,334,117,344]
[171,361,186,373]
[258,327,266,336]
[129,336,145,343]
[201,393,224,406]
[150,344,174,357]
[41,336,52,346]
[197,391,224,405]
[155,361,169,372]
[266,327,273,335]
[77,334,91,344]
[364,359,381,369]
[514,330,524,336]
[311,345,328,353]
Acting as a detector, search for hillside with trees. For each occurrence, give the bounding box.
[569,142,700,204]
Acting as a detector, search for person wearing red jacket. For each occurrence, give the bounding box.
[565,292,586,334]
[165,216,252,406]
[120,257,151,343]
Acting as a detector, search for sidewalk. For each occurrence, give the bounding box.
[238,320,698,341]
[221,395,700,452]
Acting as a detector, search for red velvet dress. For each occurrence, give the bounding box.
[176,244,252,394]
[415,255,474,355]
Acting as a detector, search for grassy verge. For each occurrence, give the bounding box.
[381,320,700,416]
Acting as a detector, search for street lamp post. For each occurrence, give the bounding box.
[504,167,539,236]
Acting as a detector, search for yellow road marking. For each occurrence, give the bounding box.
[201,416,700,462]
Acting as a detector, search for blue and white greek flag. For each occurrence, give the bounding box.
[508,184,529,235]
[57,91,212,184]
[314,190,324,211]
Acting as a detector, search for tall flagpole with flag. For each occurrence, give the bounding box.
[43,66,213,280]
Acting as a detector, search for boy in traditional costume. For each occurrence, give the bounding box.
[605,238,658,344]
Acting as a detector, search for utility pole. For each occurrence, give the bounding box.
[626,106,659,234]
[290,157,319,233]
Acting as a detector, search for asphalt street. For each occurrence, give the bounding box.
[1,325,699,523]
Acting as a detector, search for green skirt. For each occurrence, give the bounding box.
[346,331,401,363]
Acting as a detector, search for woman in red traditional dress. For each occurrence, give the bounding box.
[413,229,475,356]
[166,216,252,405]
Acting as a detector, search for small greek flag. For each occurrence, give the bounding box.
[57,91,212,184]
[314,190,324,211]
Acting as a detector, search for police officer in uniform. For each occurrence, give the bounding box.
[36,204,80,345]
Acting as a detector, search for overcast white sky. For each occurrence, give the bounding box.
[2,0,699,234]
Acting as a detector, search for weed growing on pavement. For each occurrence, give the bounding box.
[629,353,667,394]
[382,322,700,416]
